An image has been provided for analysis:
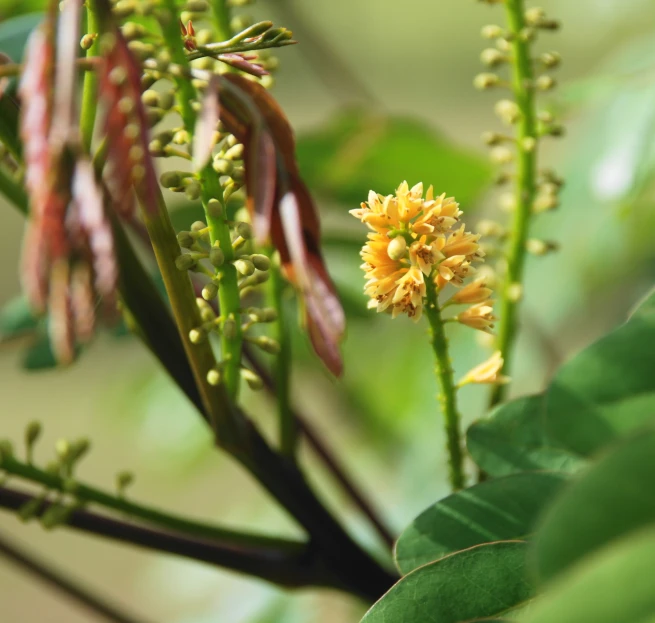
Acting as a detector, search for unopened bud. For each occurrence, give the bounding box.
[175,254,197,271]
[480,48,506,67]
[387,236,407,261]
[160,171,183,188]
[525,7,546,26]
[481,131,504,146]
[224,143,244,160]
[490,146,514,165]
[191,220,206,232]
[234,258,255,276]
[202,282,219,300]
[507,282,523,303]
[251,254,271,271]
[0,440,14,462]
[236,222,253,239]
[116,471,134,494]
[536,75,556,91]
[481,24,503,39]
[213,158,233,175]
[189,327,207,344]
[112,0,136,19]
[241,368,263,390]
[25,421,42,450]
[223,316,237,339]
[476,220,504,237]
[206,199,223,219]
[185,180,202,200]
[494,99,522,125]
[207,368,222,386]
[473,73,500,90]
[540,52,561,68]
[185,0,209,11]
[177,231,194,248]
[209,245,225,267]
[521,137,537,152]
[80,33,97,50]
[121,22,146,41]
[141,90,160,107]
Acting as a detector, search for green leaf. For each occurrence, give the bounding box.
[629,286,655,320]
[533,428,655,583]
[0,296,38,340]
[0,12,43,61]
[466,395,585,477]
[395,472,568,575]
[361,541,533,623]
[297,110,491,208]
[521,527,655,623]
[545,313,655,456]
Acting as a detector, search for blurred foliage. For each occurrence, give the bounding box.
[296,110,492,208]
[0,12,41,60]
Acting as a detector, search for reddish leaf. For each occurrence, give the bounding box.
[209,73,345,375]
[193,75,220,170]
[97,29,159,215]
[217,54,269,78]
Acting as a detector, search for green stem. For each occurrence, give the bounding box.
[0,167,27,214]
[489,0,538,407]
[210,0,233,40]
[267,252,295,459]
[80,0,100,152]
[0,455,299,552]
[160,0,243,398]
[425,278,465,490]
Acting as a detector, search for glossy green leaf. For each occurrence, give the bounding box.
[297,110,491,208]
[361,541,533,623]
[0,296,38,340]
[522,528,655,623]
[533,428,655,582]
[629,286,655,320]
[395,472,568,574]
[0,12,43,61]
[545,313,655,456]
[467,395,584,477]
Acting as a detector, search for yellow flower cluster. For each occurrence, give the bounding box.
[351,182,491,325]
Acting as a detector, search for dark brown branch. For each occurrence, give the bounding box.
[0,529,145,623]
[0,487,339,590]
[243,344,395,549]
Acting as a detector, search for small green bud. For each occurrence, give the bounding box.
[256,308,278,323]
[160,171,183,188]
[524,7,546,26]
[202,282,219,301]
[213,158,233,175]
[481,131,503,146]
[538,110,555,124]
[209,246,225,267]
[189,328,207,344]
[141,90,160,107]
[173,130,190,145]
[175,254,197,271]
[536,75,556,91]
[127,41,155,61]
[236,222,253,239]
[121,22,146,41]
[234,258,255,276]
[250,336,280,355]
[0,439,14,462]
[481,24,503,39]
[149,139,165,157]
[185,180,202,200]
[473,73,500,90]
[476,220,504,238]
[241,368,263,390]
[116,470,134,494]
[25,421,42,450]
[490,146,514,165]
[250,254,270,271]
[191,220,207,232]
[224,143,244,160]
[158,91,175,111]
[207,368,222,386]
[206,199,223,219]
[177,231,195,248]
[494,99,522,125]
[526,239,558,256]
[480,48,506,67]
[521,137,537,152]
[55,439,71,462]
[540,52,561,68]
[223,316,237,340]
[70,439,91,463]
[146,108,164,128]
[112,0,136,19]
[80,33,97,50]
[185,0,209,11]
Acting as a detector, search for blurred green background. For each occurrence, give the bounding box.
[2,0,655,621]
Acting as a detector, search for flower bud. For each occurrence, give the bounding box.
[207,199,223,219]
[241,368,263,390]
[224,144,244,160]
[387,235,407,260]
[185,0,209,11]
[189,327,207,344]
[539,52,561,68]
[525,7,546,25]
[521,137,537,152]
[213,158,233,175]
[480,48,506,67]
[202,282,219,300]
[250,336,281,355]
[116,471,134,494]
[121,22,146,41]
[209,245,225,267]
[177,231,194,249]
[490,146,514,165]
[236,222,253,239]
[481,24,503,39]
[175,254,197,271]
[473,73,500,90]
[207,368,222,386]
[481,131,504,146]
[223,316,237,339]
[526,239,558,256]
[191,220,206,232]
[80,33,97,50]
[251,254,271,271]
[141,90,160,107]
[536,75,556,91]
[25,421,42,450]
[494,99,521,125]
[160,171,183,188]
[185,180,202,200]
[234,258,255,276]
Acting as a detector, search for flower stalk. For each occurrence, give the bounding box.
[80,0,100,151]
[425,277,465,491]
[489,0,538,407]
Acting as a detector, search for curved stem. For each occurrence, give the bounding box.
[266,253,296,459]
[489,0,538,407]
[425,278,465,491]
[0,529,145,623]
[0,455,299,551]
